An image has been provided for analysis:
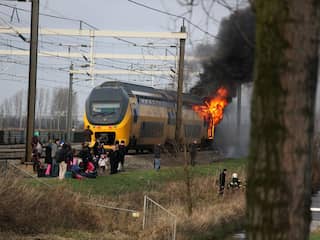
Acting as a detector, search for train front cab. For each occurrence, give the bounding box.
[84,110,132,149]
[84,87,132,149]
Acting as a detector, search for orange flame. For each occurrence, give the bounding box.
[192,87,229,126]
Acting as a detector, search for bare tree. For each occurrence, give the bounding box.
[247,1,320,239]
[72,91,78,126]
[36,88,45,129]
[0,90,25,128]
[51,88,68,115]
[50,87,78,130]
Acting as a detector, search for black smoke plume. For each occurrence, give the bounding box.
[190,7,255,98]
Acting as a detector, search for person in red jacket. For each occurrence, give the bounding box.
[86,161,95,173]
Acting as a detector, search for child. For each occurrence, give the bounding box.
[98,154,108,174]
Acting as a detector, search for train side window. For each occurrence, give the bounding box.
[133,109,138,123]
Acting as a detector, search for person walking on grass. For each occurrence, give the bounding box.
[154,144,161,171]
[109,144,120,175]
[219,168,227,195]
[118,140,126,171]
[190,140,197,166]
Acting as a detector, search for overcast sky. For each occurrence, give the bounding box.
[0,0,239,117]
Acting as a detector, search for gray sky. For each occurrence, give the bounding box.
[0,0,238,118]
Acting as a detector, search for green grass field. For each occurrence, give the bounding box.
[31,158,247,196]
[311,232,320,240]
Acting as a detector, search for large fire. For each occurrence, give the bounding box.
[192,87,229,139]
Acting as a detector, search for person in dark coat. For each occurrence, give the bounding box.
[65,144,73,171]
[153,144,161,171]
[44,143,52,165]
[84,125,93,143]
[57,143,68,180]
[219,169,227,195]
[118,140,126,171]
[44,143,52,176]
[92,139,100,157]
[189,140,197,166]
[114,141,120,171]
[109,145,119,174]
[78,142,92,163]
[93,143,105,170]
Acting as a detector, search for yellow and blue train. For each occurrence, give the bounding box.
[84,81,211,151]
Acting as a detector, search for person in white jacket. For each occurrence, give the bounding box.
[98,154,108,174]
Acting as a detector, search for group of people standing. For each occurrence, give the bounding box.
[88,139,127,175]
[44,139,74,179]
[32,134,127,179]
[31,137,76,179]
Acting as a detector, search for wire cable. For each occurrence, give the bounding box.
[127,0,224,41]
[0,2,97,30]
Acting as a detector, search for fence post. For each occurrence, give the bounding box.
[142,195,147,230]
[173,217,177,240]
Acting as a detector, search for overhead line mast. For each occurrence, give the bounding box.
[25,0,39,164]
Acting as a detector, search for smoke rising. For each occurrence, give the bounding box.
[190,7,255,157]
[191,7,255,97]
[213,83,252,158]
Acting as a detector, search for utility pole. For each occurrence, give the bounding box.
[67,63,73,143]
[175,24,186,144]
[25,0,39,163]
[174,24,192,216]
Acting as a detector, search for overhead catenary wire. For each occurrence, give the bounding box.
[0,2,97,30]
[0,2,170,48]
[0,29,179,74]
[127,0,224,41]
[0,58,69,72]
[0,4,183,58]
[0,41,175,73]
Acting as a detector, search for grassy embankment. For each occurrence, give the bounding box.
[1,158,247,239]
[311,232,320,240]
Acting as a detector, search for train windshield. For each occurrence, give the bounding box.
[91,102,120,116]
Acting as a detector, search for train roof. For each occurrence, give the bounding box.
[98,81,203,105]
